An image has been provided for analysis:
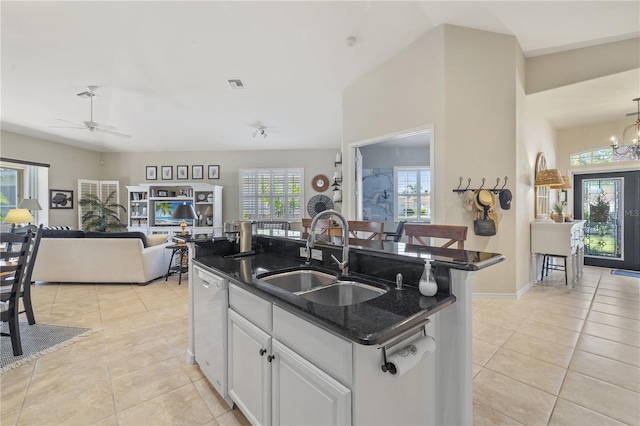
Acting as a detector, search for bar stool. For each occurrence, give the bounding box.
[165,244,189,284]
[541,254,568,286]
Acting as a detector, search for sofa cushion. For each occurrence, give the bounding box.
[146,234,169,247]
[85,231,148,248]
[42,229,85,239]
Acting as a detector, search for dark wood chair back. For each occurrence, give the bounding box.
[302,218,331,235]
[347,221,385,241]
[404,224,468,249]
[0,231,32,356]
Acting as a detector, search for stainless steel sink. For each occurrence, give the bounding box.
[298,282,387,306]
[258,269,336,293]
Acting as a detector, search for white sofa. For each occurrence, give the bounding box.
[33,237,172,284]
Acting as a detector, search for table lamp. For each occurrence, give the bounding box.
[4,208,35,232]
[18,198,43,212]
[172,202,198,236]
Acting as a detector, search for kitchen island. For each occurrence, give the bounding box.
[187,233,503,425]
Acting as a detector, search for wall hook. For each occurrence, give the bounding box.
[501,176,508,190]
[456,177,463,191]
[464,178,471,191]
[478,178,486,189]
[492,178,500,192]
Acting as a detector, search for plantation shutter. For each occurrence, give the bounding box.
[77,179,120,230]
[239,169,303,221]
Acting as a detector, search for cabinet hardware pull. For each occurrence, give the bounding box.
[267,355,275,362]
[259,348,267,356]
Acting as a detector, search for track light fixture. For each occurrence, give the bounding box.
[252,126,267,138]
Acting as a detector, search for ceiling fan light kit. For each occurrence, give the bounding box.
[252,126,267,138]
[610,97,640,160]
[51,86,132,139]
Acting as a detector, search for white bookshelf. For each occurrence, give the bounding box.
[126,183,222,237]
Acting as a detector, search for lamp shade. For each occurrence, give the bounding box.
[534,169,564,187]
[4,208,35,224]
[203,205,214,216]
[550,176,571,189]
[18,198,43,210]
[172,203,198,220]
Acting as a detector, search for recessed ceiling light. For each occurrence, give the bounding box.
[227,79,245,89]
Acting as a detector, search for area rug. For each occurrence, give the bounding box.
[1,321,97,373]
[611,270,640,279]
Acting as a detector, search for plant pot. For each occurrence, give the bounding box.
[551,213,564,223]
[590,205,609,223]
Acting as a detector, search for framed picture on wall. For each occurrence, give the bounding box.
[208,165,220,179]
[49,189,73,209]
[162,166,173,180]
[146,166,157,180]
[177,165,188,180]
[192,165,203,180]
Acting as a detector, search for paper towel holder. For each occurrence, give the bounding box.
[380,320,429,374]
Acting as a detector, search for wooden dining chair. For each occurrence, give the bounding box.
[302,218,331,235]
[0,231,33,356]
[404,224,468,249]
[1,225,43,325]
[347,220,385,241]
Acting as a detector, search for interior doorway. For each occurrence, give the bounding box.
[574,170,640,271]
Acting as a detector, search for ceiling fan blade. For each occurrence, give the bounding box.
[49,125,85,129]
[55,118,84,126]
[99,128,132,138]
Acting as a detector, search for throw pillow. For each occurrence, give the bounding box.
[146,234,169,247]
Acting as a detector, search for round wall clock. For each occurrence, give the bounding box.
[307,195,334,217]
[312,174,330,192]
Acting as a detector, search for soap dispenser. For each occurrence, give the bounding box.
[418,259,438,297]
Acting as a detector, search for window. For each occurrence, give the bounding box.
[240,169,303,221]
[0,166,21,222]
[395,167,430,222]
[570,147,615,166]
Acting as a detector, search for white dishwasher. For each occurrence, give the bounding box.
[193,265,230,404]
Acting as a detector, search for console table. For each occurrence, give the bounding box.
[531,220,585,288]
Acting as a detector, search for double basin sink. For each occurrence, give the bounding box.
[257,268,388,307]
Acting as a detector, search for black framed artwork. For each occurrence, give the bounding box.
[162,166,173,180]
[192,165,204,180]
[146,166,157,180]
[208,165,220,179]
[177,165,188,180]
[49,189,73,209]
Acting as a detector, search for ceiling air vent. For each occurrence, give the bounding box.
[227,79,245,89]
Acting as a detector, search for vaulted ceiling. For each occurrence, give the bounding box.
[2,1,639,153]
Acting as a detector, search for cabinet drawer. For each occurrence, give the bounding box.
[273,306,352,385]
[229,283,272,332]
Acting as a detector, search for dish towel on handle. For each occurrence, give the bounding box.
[386,335,436,376]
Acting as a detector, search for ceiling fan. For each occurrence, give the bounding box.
[51,86,131,138]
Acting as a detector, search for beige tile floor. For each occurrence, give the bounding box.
[1,266,639,425]
[473,266,640,426]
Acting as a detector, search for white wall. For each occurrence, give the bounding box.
[343,24,525,295]
[1,130,103,228]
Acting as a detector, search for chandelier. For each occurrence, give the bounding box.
[610,97,640,160]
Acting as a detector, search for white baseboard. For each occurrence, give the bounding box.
[472,280,538,300]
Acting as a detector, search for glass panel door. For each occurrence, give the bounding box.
[582,178,623,260]
[574,171,640,271]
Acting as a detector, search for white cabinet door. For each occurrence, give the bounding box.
[228,309,272,426]
[272,340,351,426]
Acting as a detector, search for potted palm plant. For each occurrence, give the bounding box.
[551,202,565,223]
[589,191,610,223]
[79,190,127,232]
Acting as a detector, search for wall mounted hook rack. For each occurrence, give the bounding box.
[452,176,509,194]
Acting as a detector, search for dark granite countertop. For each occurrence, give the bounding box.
[191,235,504,346]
